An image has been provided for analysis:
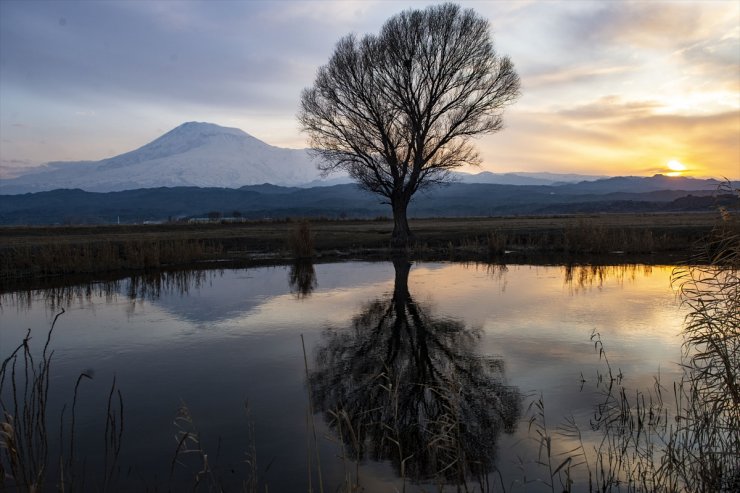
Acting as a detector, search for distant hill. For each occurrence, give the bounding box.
[555,174,731,193]
[1,181,734,225]
[455,171,605,186]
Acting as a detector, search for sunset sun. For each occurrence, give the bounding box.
[666,159,687,177]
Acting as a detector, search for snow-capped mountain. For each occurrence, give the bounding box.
[0,122,329,194]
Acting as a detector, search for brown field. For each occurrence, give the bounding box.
[0,212,720,283]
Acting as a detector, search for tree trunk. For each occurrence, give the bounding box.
[391,196,413,248]
[392,256,412,304]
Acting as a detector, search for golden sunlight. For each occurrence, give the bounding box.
[666,159,687,177]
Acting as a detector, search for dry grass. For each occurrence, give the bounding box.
[287,221,316,259]
[0,310,124,492]
[1,213,717,281]
[522,197,739,493]
[1,238,223,280]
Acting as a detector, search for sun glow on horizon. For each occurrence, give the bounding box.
[666,159,687,177]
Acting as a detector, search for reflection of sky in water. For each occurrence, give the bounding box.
[0,262,687,491]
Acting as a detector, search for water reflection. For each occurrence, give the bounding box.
[2,262,664,314]
[1,269,216,311]
[563,263,654,293]
[2,281,119,311]
[0,260,691,491]
[124,269,211,299]
[288,260,317,299]
[309,258,521,485]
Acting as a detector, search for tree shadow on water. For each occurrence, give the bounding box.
[309,258,521,486]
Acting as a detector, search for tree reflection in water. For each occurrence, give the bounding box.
[309,258,520,486]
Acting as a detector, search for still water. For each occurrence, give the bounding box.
[1,261,687,492]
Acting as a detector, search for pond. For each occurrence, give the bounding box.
[0,260,691,492]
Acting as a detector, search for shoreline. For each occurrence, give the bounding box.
[0,212,718,287]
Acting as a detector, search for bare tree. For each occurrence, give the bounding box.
[299,3,520,246]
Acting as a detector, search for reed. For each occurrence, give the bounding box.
[521,200,739,492]
[1,238,223,280]
[561,219,666,254]
[167,400,267,492]
[487,230,509,256]
[169,401,214,490]
[413,223,690,261]
[287,221,316,259]
[0,324,55,492]
[0,310,124,492]
[2,213,716,282]
[669,195,739,492]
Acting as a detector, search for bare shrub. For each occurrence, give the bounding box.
[287,221,315,259]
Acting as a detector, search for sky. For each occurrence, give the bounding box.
[1,0,738,179]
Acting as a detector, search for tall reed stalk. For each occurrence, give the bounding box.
[524,189,739,492]
[0,313,59,491]
[669,187,739,492]
[0,310,124,492]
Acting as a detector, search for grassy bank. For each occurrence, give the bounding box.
[0,213,718,281]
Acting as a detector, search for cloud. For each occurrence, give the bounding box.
[678,35,740,92]
[556,96,662,121]
[477,100,740,178]
[258,0,384,24]
[0,1,335,114]
[524,65,637,89]
[562,2,729,50]
[545,2,740,98]
[0,158,39,178]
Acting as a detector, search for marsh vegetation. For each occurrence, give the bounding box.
[0,213,716,282]
[1,210,737,491]
[518,210,739,492]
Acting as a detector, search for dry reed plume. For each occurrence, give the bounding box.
[0,310,124,492]
[523,186,739,492]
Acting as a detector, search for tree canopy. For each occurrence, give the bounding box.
[299,3,520,245]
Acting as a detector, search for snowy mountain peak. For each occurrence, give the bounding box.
[100,121,263,169]
[166,121,254,140]
[0,122,328,193]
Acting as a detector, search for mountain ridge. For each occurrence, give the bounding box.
[1,122,732,194]
[2,181,735,225]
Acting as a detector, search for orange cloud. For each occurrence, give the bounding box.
[524,65,637,89]
[477,100,740,179]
